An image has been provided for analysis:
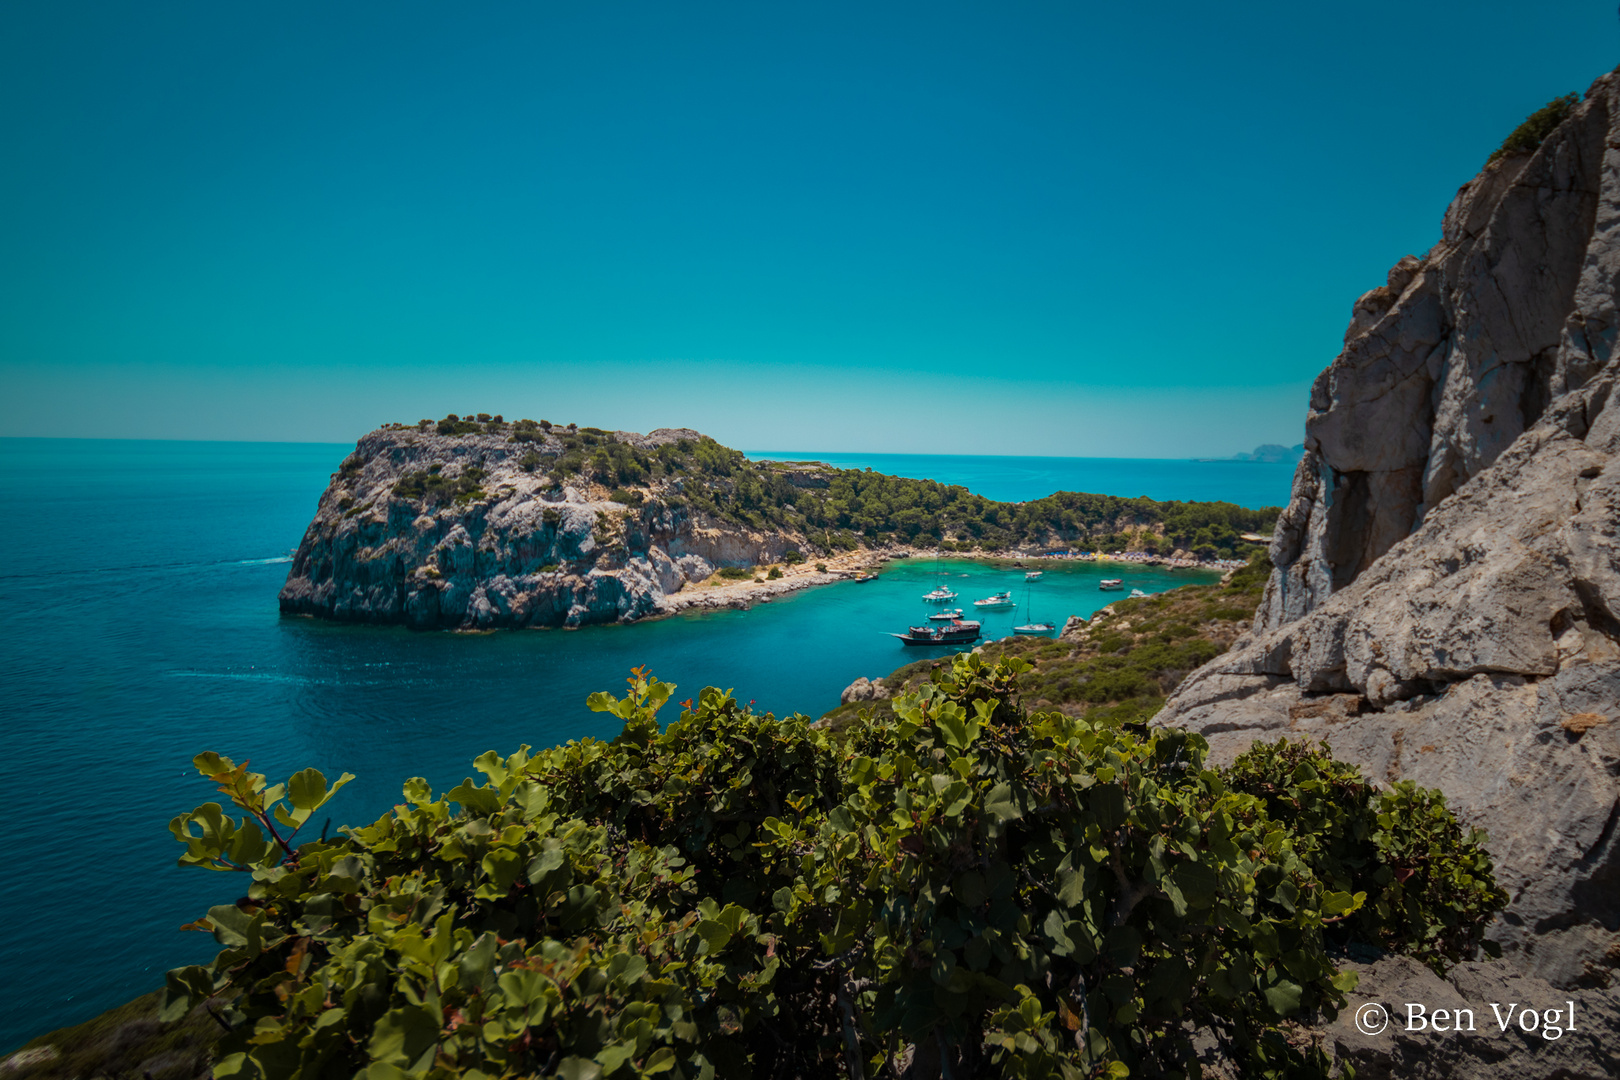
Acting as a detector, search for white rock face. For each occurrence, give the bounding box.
[1159,72,1620,991]
[1260,75,1618,631]
[278,426,804,629]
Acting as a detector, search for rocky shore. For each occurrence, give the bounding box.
[1154,68,1620,1065]
[277,425,883,629]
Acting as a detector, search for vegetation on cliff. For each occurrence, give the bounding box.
[1487,92,1579,163]
[140,657,1503,1080]
[380,416,1279,560]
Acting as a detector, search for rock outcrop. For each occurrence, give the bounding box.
[1157,71,1620,995]
[279,426,815,629]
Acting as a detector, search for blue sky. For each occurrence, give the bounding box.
[3,2,1616,456]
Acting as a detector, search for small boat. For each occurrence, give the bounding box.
[973,591,1015,608]
[853,572,878,583]
[928,608,965,621]
[922,587,959,603]
[1012,582,1055,635]
[1129,588,1149,599]
[1024,570,1043,580]
[1099,579,1124,591]
[891,620,982,646]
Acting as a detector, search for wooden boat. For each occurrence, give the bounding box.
[891,619,982,646]
[973,591,1014,608]
[1099,579,1124,590]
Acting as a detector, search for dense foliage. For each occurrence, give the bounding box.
[380,418,1279,559]
[1488,92,1578,163]
[161,658,1504,1080]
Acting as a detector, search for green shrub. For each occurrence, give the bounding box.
[518,452,541,473]
[781,550,804,564]
[1489,92,1579,163]
[160,657,1503,1080]
[608,488,644,506]
[717,566,753,580]
[815,562,827,572]
[766,566,783,579]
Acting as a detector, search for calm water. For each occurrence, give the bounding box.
[747,450,1297,508]
[0,438,1223,1050]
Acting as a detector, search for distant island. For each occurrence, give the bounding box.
[1196,442,1305,464]
[277,417,1280,630]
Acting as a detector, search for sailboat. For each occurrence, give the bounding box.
[922,551,957,602]
[1012,580,1055,635]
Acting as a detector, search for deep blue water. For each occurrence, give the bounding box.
[747,450,1298,508]
[0,439,1226,1050]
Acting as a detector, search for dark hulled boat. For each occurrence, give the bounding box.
[890,619,982,646]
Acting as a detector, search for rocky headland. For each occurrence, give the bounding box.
[1152,71,1620,1071]
[279,422,1276,630]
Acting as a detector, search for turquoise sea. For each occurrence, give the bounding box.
[0,439,1245,1050]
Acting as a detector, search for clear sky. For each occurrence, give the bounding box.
[3,3,1616,457]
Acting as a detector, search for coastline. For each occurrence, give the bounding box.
[647,545,1234,620]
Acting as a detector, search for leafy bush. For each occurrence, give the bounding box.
[1489,92,1579,163]
[815,562,827,572]
[608,488,645,506]
[782,550,804,564]
[767,566,783,579]
[160,658,1503,1080]
[717,566,753,580]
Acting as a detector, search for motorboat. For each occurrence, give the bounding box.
[922,587,959,603]
[1024,570,1043,580]
[1099,579,1124,591]
[928,608,965,621]
[973,591,1014,608]
[891,619,982,646]
[1129,588,1149,598]
[853,572,878,583]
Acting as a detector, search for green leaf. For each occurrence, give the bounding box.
[1264,979,1303,1015]
[696,919,733,955]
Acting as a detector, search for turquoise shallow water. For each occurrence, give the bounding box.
[0,438,1221,1049]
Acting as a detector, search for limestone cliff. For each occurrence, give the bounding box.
[1158,71,1620,997]
[278,426,810,629]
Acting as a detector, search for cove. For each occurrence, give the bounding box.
[0,438,1214,1049]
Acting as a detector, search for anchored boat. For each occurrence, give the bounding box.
[922,586,959,603]
[928,608,965,621]
[1099,578,1124,591]
[891,619,982,646]
[973,591,1015,608]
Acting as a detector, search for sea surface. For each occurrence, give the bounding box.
[746,450,1299,508]
[0,439,1234,1050]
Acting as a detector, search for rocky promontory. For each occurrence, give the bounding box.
[278,425,841,629]
[1159,71,1620,1006]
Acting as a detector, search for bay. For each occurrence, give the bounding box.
[0,438,1225,1049]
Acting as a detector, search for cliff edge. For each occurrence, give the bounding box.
[1158,71,1620,996]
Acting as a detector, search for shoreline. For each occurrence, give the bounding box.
[642,545,1232,622]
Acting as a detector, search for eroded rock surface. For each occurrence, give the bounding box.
[279,427,815,629]
[1159,70,1620,994]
